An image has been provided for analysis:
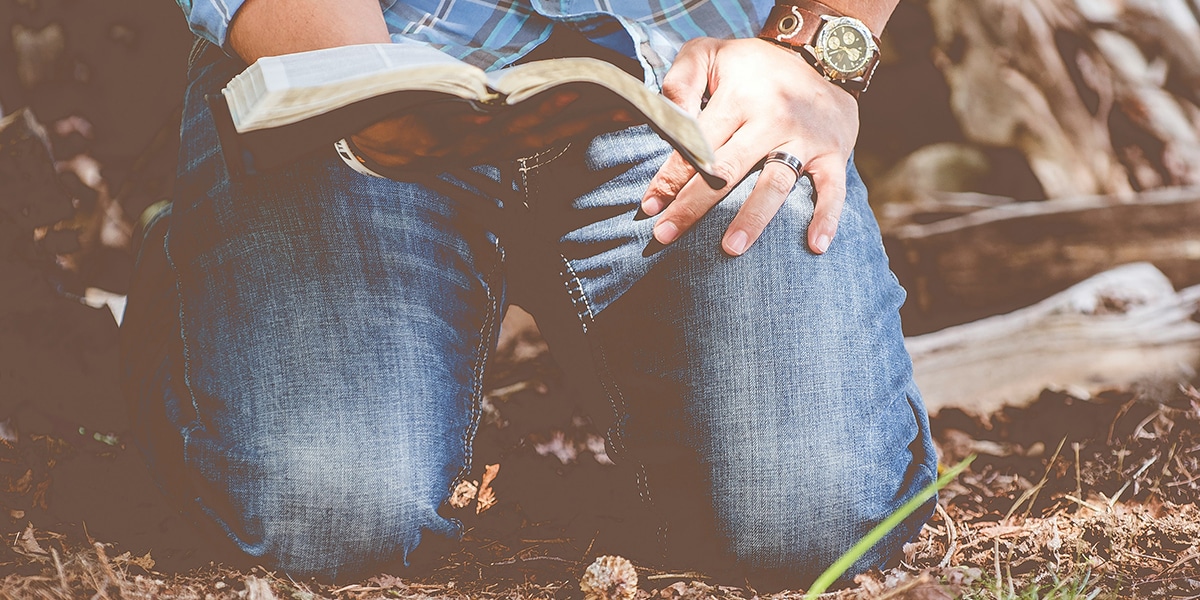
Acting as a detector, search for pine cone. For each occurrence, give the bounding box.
[580,555,638,600]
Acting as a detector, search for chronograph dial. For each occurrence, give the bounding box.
[757,1,881,96]
[812,17,875,79]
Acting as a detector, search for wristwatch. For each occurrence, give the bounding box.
[757,0,881,95]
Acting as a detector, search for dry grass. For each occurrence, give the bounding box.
[5,381,1200,599]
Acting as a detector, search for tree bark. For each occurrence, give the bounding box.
[909,263,1200,415]
[886,187,1200,334]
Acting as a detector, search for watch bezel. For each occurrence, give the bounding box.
[811,15,878,82]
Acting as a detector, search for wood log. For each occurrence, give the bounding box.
[918,0,1200,200]
[908,263,1200,415]
[885,186,1200,334]
[926,0,1132,197]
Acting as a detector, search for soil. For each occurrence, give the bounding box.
[3,302,1200,598]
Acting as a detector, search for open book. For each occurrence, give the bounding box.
[207,43,725,188]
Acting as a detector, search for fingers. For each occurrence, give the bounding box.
[641,40,724,216]
[642,90,744,217]
[804,154,848,254]
[721,155,799,256]
[650,122,763,245]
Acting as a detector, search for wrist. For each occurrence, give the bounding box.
[229,0,390,64]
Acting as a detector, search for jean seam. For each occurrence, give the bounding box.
[558,255,663,553]
[516,143,572,172]
[163,229,207,438]
[447,238,505,535]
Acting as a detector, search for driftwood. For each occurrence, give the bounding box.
[909,262,1200,415]
[886,186,1200,333]
[906,0,1200,202]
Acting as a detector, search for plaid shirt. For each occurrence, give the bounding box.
[174,0,770,85]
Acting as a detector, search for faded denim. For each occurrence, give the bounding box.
[121,44,938,584]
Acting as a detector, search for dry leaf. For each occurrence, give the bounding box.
[115,550,156,572]
[33,477,51,509]
[4,469,33,494]
[245,576,277,600]
[449,479,478,509]
[581,555,638,600]
[368,574,408,589]
[13,523,49,560]
[476,463,500,514]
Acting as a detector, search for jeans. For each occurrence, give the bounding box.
[120,41,938,583]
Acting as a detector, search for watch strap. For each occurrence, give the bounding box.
[758,2,839,48]
[757,0,882,95]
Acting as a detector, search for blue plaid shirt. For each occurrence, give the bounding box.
[174,0,771,86]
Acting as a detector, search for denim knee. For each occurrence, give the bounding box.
[705,384,937,582]
[182,401,464,579]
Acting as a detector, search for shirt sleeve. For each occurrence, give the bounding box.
[172,0,248,53]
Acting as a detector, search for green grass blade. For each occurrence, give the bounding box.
[804,455,975,599]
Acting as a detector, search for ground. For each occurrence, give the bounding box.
[3,301,1200,598]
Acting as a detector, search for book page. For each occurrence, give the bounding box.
[487,58,719,185]
[227,44,492,132]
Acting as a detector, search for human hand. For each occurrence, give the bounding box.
[350,92,634,170]
[641,37,860,255]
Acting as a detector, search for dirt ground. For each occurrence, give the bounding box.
[3,304,1200,598]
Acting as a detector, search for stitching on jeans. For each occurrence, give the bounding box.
[517,143,572,172]
[163,229,206,431]
[447,238,504,536]
[558,255,661,552]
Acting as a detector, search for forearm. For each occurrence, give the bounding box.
[228,0,391,64]
[818,0,898,35]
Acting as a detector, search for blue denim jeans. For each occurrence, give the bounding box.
[122,42,937,583]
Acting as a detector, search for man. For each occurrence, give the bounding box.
[122,0,936,584]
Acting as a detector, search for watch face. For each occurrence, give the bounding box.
[816,17,875,79]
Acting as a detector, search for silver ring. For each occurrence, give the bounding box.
[763,150,803,179]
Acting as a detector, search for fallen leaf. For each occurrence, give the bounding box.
[245,576,277,600]
[33,477,51,509]
[13,523,49,560]
[449,479,478,509]
[115,550,156,572]
[4,469,33,494]
[476,463,500,514]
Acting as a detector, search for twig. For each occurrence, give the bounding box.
[51,547,67,591]
[993,539,1002,599]
[489,555,574,567]
[581,532,597,561]
[78,553,109,600]
[1108,455,1158,508]
[935,503,957,569]
[1004,436,1067,523]
[1107,398,1136,446]
[1005,542,1015,599]
[1063,494,1104,513]
[644,572,709,581]
[1152,546,1200,578]
[1132,408,1163,440]
[332,584,382,594]
[1073,442,1083,499]
[91,542,121,600]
